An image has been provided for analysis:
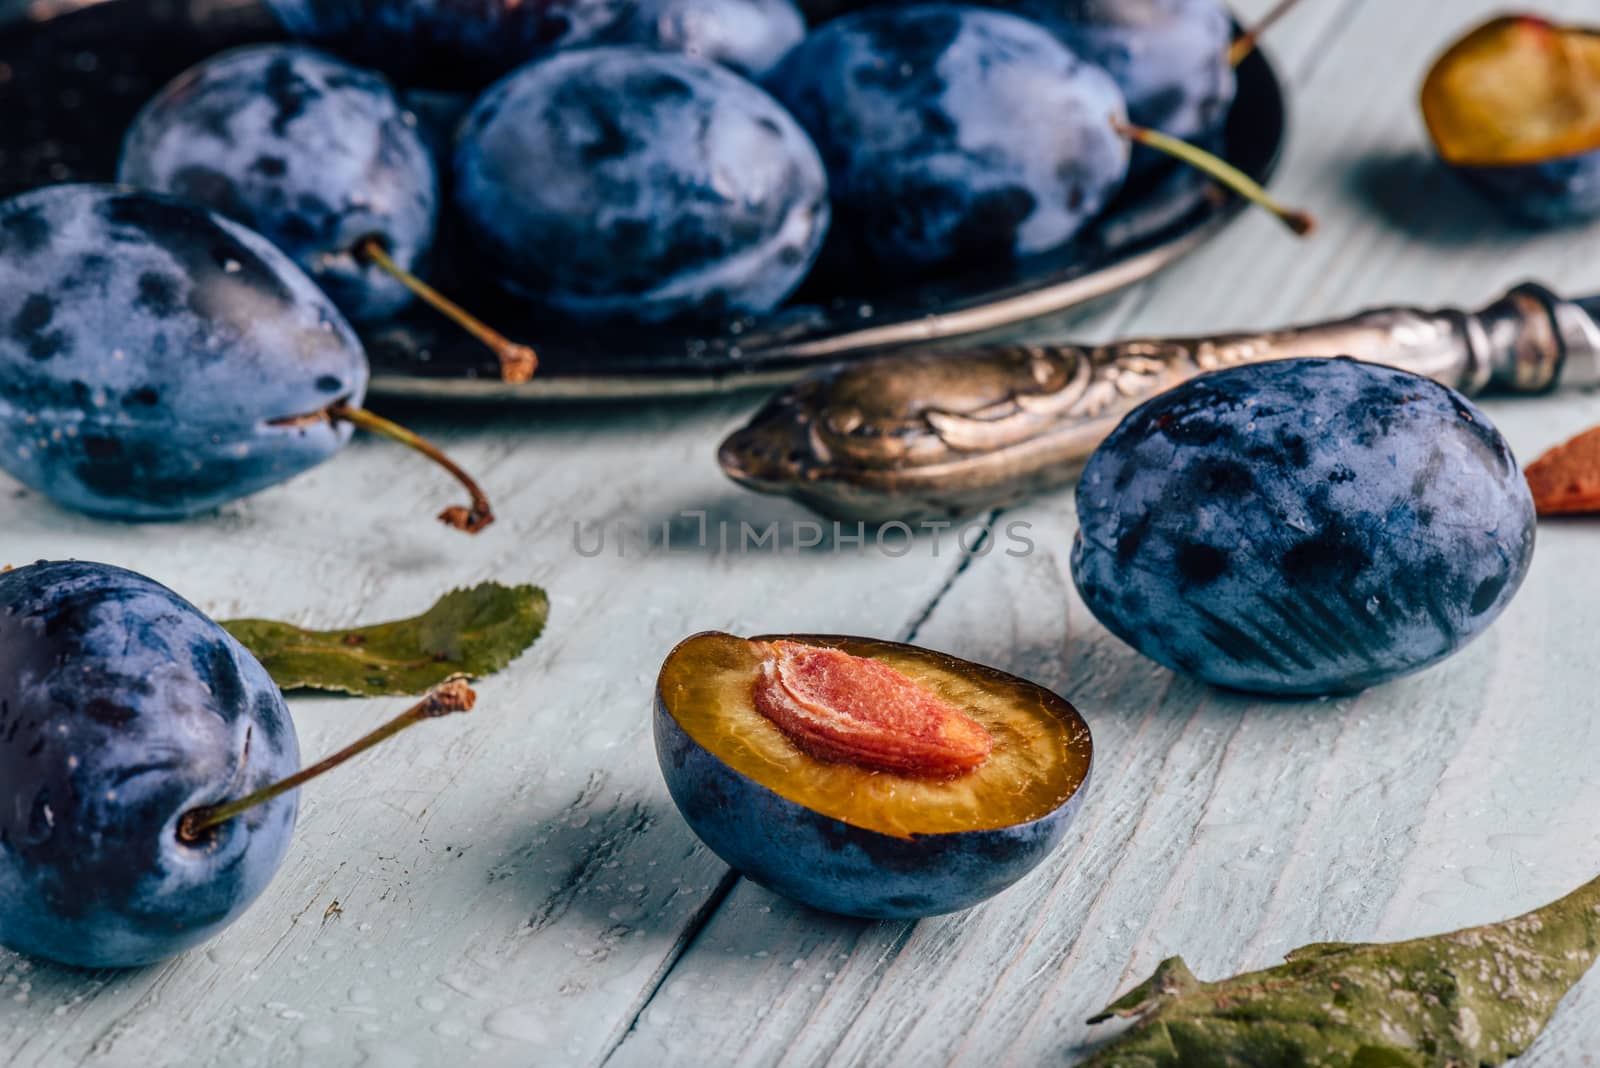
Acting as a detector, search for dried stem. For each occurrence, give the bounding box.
[178,679,477,842]
[332,403,495,533]
[1115,119,1315,236]
[355,236,537,385]
[1228,0,1307,66]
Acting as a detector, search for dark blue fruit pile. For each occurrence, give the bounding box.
[454,47,830,324]
[119,44,440,324]
[0,561,300,968]
[0,184,368,520]
[232,0,1253,320]
[1071,358,1537,696]
[0,0,1270,520]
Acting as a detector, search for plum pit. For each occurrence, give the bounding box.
[753,640,991,778]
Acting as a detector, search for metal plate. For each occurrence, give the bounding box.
[0,0,1288,401]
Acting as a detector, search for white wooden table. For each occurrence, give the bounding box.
[6,1,1600,1063]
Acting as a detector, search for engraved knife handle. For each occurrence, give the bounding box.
[719,283,1600,524]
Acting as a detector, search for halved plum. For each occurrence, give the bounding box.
[1421,14,1600,224]
[654,632,1093,918]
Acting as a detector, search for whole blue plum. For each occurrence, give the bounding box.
[1021,0,1236,160]
[765,4,1129,274]
[118,45,436,323]
[1070,358,1536,696]
[454,47,830,324]
[0,184,367,521]
[0,561,299,969]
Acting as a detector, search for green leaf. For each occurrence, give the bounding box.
[224,583,548,696]
[1080,874,1600,1067]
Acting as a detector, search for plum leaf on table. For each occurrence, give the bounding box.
[1079,872,1600,1066]
[222,582,548,695]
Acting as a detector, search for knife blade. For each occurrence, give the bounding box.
[718,283,1600,524]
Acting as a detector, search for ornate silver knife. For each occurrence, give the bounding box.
[718,283,1600,523]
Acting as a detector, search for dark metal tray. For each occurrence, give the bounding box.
[0,0,1287,400]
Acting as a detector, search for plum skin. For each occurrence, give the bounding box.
[1070,358,1537,696]
[262,0,805,84]
[118,44,437,323]
[0,561,299,969]
[1017,0,1236,161]
[595,0,807,78]
[453,47,830,325]
[656,701,1088,918]
[260,0,632,86]
[654,634,1093,919]
[764,4,1129,274]
[0,184,367,521]
[1450,154,1600,226]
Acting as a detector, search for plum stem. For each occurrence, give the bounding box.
[1113,119,1315,236]
[354,235,537,385]
[331,402,495,532]
[177,679,476,843]
[1228,0,1306,66]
